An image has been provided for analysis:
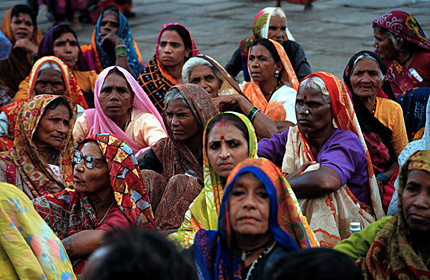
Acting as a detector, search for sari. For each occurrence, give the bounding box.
[137,23,199,112]
[193,158,317,280]
[81,6,144,78]
[0,183,76,280]
[281,72,384,247]
[0,95,77,199]
[0,30,12,61]
[358,150,430,279]
[169,112,257,248]
[0,7,43,94]
[242,39,299,123]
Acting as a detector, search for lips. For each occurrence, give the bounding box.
[73,175,84,184]
[218,162,234,170]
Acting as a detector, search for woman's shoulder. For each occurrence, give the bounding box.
[330,128,361,142]
[376,96,402,109]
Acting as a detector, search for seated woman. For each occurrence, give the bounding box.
[225,7,311,82]
[258,72,384,247]
[0,95,76,199]
[170,111,258,247]
[137,23,199,112]
[81,6,143,78]
[139,84,219,232]
[182,55,278,139]
[344,50,408,211]
[373,11,430,140]
[73,66,167,156]
[242,38,299,128]
[334,150,430,279]
[0,182,75,280]
[193,158,317,280]
[32,134,155,276]
[0,5,43,97]
[14,24,98,107]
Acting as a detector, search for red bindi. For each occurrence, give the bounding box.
[303,95,307,100]
[255,52,258,55]
[220,136,224,140]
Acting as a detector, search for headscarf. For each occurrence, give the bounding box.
[0,95,77,199]
[359,150,430,279]
[242,39,299,122]
[0,6,43,93]
[169,112,257,248]
[37,24,90,71]
[0,182,76,280]
[0,30,12,61]
[193,158,316,280]
[86,66,166,155]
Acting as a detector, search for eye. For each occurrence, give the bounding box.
[25,21,32,27]
[205,75,215,82]
[231,190,245,197]
[166,112,173,118]
[190,78,200,84]
[70,41,78,46]
[227,140,240,148]
[63,120,70,126]
[159,42,166,47]
[171,42,180,48]
[257,191,269,199]
[112,23,119,28]
[269,26,276,30]
[209,142,220,150]
[281,27,286,31]
[296,100,303,105]
[249,55,255,61]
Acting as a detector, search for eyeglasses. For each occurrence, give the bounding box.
[73,151,106,169]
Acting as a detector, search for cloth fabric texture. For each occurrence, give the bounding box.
[0,30,12,61]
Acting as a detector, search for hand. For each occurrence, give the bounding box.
[212,95,240,111]
[376,178,384,196]
[13,38,37,55]
[100,33,124,48]
[284,161,316,180]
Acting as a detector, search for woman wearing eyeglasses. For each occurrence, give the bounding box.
[32,133,155,276]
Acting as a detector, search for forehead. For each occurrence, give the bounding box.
[269,14,286,26]
[80,141,104,157]
[406,169,430,187]
[37,68,63,81]
[159,30,184,44]
[353,58,379,71]
[12,13,31,21]
[250,44,270,56]
[101,11,118,22]
[166,98,191,112]
[54,32,77,42]
[44,103,70,117]
[208,122,247,140]
[102,73,128,87]
[232,172,264,189]
[297,87,325,101]
[190,64,214,77]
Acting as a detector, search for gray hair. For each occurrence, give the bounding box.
[299,76,331,103]
[272,8,287,23]
[38,61,62,76]
[353,53,385,82]
[372,23,401,51]
[182,57,223,85]
[164,87,189,109]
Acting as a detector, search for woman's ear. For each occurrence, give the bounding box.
[276,61,283,74]
[396,37,404,47]
[185,48,192,59]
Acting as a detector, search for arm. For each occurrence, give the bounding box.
[283,40,312,81]
[224,47,243,78]
[257,129,289,167]
[62,229,106,259]
[73,113,89,143]
[100,34,132,75]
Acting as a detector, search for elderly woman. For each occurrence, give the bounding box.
[344,50,408,210]
[0,5,43,96]
[81,6,143,78]
[225,7,311,82]
[137,23,199,112]
[193,158,316,280]
[258,72,384,247]
[32,134,155,276]
[335,150,430,279]
[0,95,76,199]
[139,84,218,233]
[73,66,166,156]
[182,55,278,139]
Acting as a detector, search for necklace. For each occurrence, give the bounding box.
[417,245,430,267]
[99,201,115,224]
[265,80,283,98]
[372,99,377,115]
[399,51,414,67]
[244,241,276,280]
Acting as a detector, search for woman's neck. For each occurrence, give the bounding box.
[259,78,279,101]
[88,191,116,221]
[307,124,334,159]
[112,111,131,132]
[236,233,274,267]
[37,146,59,165]
[397,49,415,67]
[360,96,377,114]
[185,132,203,159]
[164,64,183,83]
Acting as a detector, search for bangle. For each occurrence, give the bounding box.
[247,107,261,122]
[376,173,390,185]
[115,45,127,57]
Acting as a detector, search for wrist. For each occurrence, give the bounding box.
[376,173,390,185]
[247,107,261,122]
[115,45,127,57]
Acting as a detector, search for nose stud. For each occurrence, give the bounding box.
[305,110,310,114]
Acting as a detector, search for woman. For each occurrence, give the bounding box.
[225,7,311,82]
[81,6,143,78]
[139,84,218,232]
[193,158,317,280]
[373,11,430,140]
[0,182,76,280]
[170,111,258,247]
[0,95,76,199]
[73,66,167,156]
[344,50,408,211]
[32,134,155,276]
[242,38,299,126]
[137,23,199,112]
[334,150,430,279]
[0,5,43,96]
[258,72,384,247]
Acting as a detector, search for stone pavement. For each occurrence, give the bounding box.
[1,0,429,79]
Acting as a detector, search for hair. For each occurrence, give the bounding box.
[372,23,418,52]
[271,8,287,22]
[251,38,281,63]
[352,53,385,82]
[11,5,37,28]
[299,75,331,103]
[267,248,363,280]
[45,97,72,118]
[164,87,189,109]
[52,24,78,43]
[161,25,193,53]
[101,6,119,21]
[38,61,62,75]
[181,57,223,85]
[86,229,197,280]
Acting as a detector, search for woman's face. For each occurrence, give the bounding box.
[73,141,111,195]
[53,32,79,69]
[165,99,200,142]
[268,14,286,45]
[402,169,430,233]
[248,44,281,84]
[228,172,270,237]
[99,73,133,122]
[188,64,221,98]
[34,67,65,95]
[33,103,70,150]
[296,87,332,136]
[99,11,119,39]
[350,58,382,100]
[157,30,191,68]
[10,13,34,41]
[373,28,398,60]
[207,121,249,178]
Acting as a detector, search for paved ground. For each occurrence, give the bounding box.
[1,0,429,79]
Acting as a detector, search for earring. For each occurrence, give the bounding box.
[275,70,280,78]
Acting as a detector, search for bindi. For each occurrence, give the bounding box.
[303,95,307,100]
[220,135,224,140]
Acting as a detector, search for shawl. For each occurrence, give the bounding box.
[170,112,257,248]
[282,72,385,247]
[193,158,317,280]
[0,30,12,61]
[86,66,166,155]
[137,23,199,112]
[242,39,299,122]
[81,6,144,78]
[32,133,155,241]
[0,183,76,280]
[0,7,43,94]
[358,150,430,279]
[0,95,77,199]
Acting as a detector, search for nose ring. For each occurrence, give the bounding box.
[227,152,231,157]
[305,110,310,114]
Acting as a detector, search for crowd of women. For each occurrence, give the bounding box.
[0,3,429,279]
